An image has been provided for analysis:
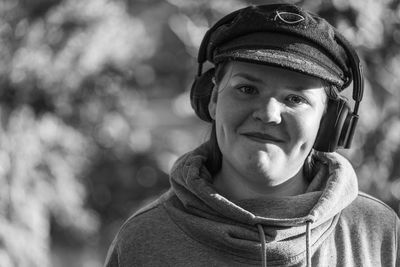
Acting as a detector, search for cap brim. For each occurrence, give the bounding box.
[212,32,346,87]
[215,49,344,87]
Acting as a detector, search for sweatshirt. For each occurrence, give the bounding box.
[104,143,400,267]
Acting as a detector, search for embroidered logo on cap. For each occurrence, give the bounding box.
[274,11,305,24]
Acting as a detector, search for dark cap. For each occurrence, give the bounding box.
[204,4,352,88]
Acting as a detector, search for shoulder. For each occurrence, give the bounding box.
[351,191,396,216]
[104,190,177,266]
[341,191,399,231]
[117,189,175,242]
[337,191,400,264]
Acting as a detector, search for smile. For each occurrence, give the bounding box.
[241,132,284,143]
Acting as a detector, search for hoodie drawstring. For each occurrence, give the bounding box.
[306,220,312,267]
[257,224,267,267]
[257,221,312,267]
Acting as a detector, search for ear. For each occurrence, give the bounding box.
[208,84,218,120]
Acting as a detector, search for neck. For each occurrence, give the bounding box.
[213,164,309,200]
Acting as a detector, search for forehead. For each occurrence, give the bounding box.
[221,61,326,89]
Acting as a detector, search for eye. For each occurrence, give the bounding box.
[286,94,309,105]
[236,85,258,95]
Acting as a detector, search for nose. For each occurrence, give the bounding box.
[252,97,282,124]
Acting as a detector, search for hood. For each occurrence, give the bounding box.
[166,143,358,266]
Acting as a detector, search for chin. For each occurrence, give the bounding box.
[247,150,296,180]
[244,154,276,177]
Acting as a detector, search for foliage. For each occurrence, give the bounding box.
[0,0,399,266]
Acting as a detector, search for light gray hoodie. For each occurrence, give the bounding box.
[105,143,400,267]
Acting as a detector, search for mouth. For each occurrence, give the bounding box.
[241,132,284,143]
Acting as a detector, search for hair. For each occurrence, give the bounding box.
[206,61,345,179]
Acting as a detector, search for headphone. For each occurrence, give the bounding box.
[190,6,364,152]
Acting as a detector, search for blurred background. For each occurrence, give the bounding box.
[0,0,399,266]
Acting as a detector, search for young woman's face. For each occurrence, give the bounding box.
[208,61,327,186]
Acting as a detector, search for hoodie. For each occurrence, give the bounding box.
[105,143,400,267]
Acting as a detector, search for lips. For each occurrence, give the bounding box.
[241,132,284,143]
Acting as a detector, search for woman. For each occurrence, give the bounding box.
[105,4,400,267]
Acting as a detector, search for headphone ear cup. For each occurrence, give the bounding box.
[190,68,215,122]
[314,98,351,152]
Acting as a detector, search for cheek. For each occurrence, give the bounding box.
[289,109,324,144]
[215,98,248,133]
